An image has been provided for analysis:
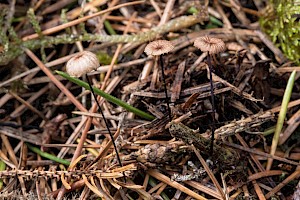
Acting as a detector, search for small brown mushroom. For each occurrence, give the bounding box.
[193,36,226,154]
[144,40,174,56]
[144,40,174,121]
[194,36,226,55]
[66,51,99,77]
[65,51,124,175]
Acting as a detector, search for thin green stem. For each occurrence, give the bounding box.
[56,71,155,120]
[148,176,171,200]
[0,159,5,189]
[26,143,70,166]
[104,20,116,35]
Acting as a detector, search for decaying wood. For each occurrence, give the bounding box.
[169,122,246,175]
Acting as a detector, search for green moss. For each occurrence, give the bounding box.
[27,8,42,36]
[96,51,115,65]
[260,0,300,64]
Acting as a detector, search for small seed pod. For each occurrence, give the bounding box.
[66,51,99,77]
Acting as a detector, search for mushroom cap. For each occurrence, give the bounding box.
[194,36,226,54]
[66,51,99,77]
[144,40,174,56]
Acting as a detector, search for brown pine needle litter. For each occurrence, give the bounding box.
[0,1,300,199]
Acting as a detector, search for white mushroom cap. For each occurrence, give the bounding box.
[66,51,99,77]
[144,40,174,56]
[194,36,226,54]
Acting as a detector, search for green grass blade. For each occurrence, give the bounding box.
[56,71,155,120]
[0,159,6,189]
[148,176,171,200]
[26,143,71,166]
[267,70,296,170]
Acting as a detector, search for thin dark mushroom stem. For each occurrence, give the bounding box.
[207,53,216,155]
[159,55,172,122]
[85,74,125,180]
[193,36,226,156]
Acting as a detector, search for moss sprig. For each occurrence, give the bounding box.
[27,8,47,62]
[8,26,21,44]
[0,15,200,65]
[60,9,71,34]
[0,8,25,66]
[27,8,42,37]
[0,8,9,53]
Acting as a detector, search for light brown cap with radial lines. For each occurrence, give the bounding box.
[194,36,226,54]
[144,40,174,56]
[66,51,99,77]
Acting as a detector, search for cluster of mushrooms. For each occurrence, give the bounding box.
[64,35,226,179]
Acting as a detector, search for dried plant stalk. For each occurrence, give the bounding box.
[30,15,199,46]
[1,15,200,65]
[0,168,133,179]
[215,111,274,139]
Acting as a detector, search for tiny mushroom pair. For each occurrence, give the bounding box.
[144,36,226,154]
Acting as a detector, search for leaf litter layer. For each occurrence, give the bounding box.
[0,0,300,199]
